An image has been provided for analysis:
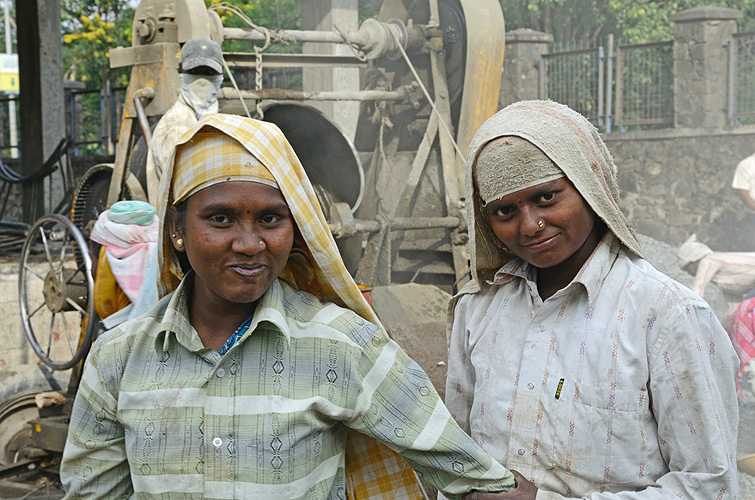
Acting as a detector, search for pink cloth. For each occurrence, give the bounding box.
[90,210,159,303]
[729,297,755,395]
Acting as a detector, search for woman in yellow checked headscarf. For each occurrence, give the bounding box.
[60,113,515,500]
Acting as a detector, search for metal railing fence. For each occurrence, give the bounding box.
[539,47,604,127]
[0,85,127,158]
[728,31,755,124]
[614,41,674,129]
[69,84,127,156]
[539,40,674,132]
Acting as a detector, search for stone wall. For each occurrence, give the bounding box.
[605,127,755,251]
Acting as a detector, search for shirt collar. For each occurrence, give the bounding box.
[160,275,294,352]
[486,232,621,304]
[571,232,620,304]
[161,272,202,352]
[248,279,292,343]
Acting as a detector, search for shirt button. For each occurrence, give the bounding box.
[216,368,226,378]
[212,437,223,447]
[518,448,526,456]
[538,325,546,332]
[527,383,535,390]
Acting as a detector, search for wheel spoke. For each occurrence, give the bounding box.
[38,226,56,274]
[60,313,76,356]
[65,261,88,286]
[56,229,69,273]
[23,263,47,282]
[65,297,87,316]
[46,313,55,358]
[27,301,46,319]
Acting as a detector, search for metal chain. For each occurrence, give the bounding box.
[255,46,264,119]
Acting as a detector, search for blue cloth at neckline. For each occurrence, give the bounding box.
[219,313,254,355]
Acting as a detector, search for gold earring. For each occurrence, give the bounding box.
[171,233,176,238]
[537,220,544,229]
[176,238,184,248]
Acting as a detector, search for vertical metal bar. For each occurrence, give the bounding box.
[598,46,604,127]
[727,38,736,123]
[538,58,546,99]
[71,92,78,156]
[0,98,5,153]
[99,87,105,155]
[615,45,623,130]
[104,79,111,154]
[112,87,120,153]
[605,35,613,133]
[110,86,116,153]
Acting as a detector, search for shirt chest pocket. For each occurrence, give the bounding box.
[547,379,656,487]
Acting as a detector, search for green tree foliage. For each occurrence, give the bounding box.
[60,1,133,85]
[614,0,755,43]
[206,0,300,54]
[500,0,755,46]
[206,0,302,89]
[499,0,618,48]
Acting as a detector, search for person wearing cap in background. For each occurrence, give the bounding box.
[145,37,225,206]
[678,233,755,315]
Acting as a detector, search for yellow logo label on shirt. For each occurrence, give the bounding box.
[555,378,564,399]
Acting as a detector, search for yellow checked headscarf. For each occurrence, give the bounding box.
[155,113,380,326]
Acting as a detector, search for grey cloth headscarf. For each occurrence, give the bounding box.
[460,99,643,296]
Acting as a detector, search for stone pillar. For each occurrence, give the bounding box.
[301,0,359,140]
[499,29,553,108]
[17,0,65,223]
[670,6,742,129]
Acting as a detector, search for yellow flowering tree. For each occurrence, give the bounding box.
[61,1,133,85]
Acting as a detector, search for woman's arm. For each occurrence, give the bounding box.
[344,315,514,500]
[60,340,133,499]
[691,256,720,298]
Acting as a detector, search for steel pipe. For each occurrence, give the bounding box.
[218,87,408,102]
[223,27,345,44]
[330,216,461,237]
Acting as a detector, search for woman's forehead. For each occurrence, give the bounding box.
[494,177,574,204]
[189,180,286,205]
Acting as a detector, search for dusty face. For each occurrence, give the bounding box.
[171,181,294,311]
[485,177,599,271]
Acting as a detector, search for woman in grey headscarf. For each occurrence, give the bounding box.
[447,100,739,500]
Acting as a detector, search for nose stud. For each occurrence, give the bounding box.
[537,220,544,229]
[259,240,264,246]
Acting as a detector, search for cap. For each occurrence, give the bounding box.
[677,234,713,268]
[180,37,223,74]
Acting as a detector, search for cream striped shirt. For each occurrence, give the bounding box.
[61,276,513,499]
[445,233,739,500]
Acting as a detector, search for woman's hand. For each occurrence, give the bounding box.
[463,470,538,500]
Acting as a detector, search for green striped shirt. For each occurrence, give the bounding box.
[61,277,513,499]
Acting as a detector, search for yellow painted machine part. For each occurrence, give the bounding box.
[455,0,505,157]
